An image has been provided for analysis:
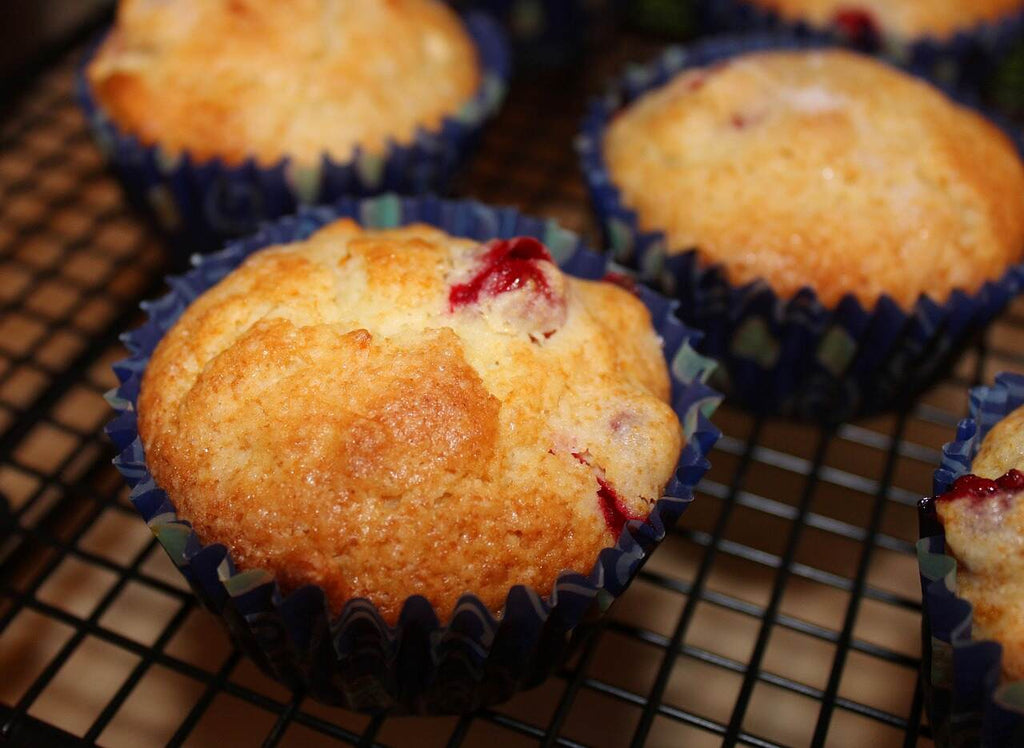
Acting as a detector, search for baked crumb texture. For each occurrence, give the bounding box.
[743,0,1024,40]
[137,220,683,624]
[937,468,1024,680]
[88,0,481,166]
[604,49,1024,309]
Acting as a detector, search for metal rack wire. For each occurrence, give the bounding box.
[4,21,1021,748]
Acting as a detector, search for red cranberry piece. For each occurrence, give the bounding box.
[449,237,555,311]
[596,475,644,538]
[938,469,1024,504]
[833,8,879,43]
[572,450,645,537]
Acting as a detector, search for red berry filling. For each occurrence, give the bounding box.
[448,237,555,311]
[572,451,645,538]
[833,8,879,42]
[939,469,1024,505]
[596,476,643,538]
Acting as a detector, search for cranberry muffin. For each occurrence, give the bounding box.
[87,0,481,166]
[740,0,1024,42]
[603,49,1024,308]
[137,220,683,623]
[936,469,1024,679]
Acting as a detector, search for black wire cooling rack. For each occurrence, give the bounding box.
[4,13,1024,748]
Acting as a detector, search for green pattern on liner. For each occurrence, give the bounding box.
[709,361,731,394]
[626,0,697,38]
[917,538,957,694]
[661,46,688,72]
[360,194,402,229]
[542,220,578,264]
[510,0,545,40]
[607,218,635,262]
[997,681,1024,711]
[151,520,192,566]
[355,151,386,189]
[990,39,1024,116]
[640,240,666,280]
[595,588,615,613]
[918,537,956,585]
[881,37,911,66]
[103,388,131,413]
[455,94,482,124]
[671,341,716,385]
[147,185,182,231]
[930,635,953,691]
[816,325,858,377]
[685,395,721,441]
[223,568,276,597]
[457,74,506,124]
[285,160,323,205]
[625,62,655,92]
[91,118,115,161]
[933,58,960,86]
[731,317,780,369]
[155,146,183,174]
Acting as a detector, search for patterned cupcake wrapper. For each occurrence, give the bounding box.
[577,33,1024,422]
[74,13,511,257]
[696,0,1024,88]
[105,194,722,714]
[918,372,1024,746]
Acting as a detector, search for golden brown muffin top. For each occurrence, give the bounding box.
[87,0,480,166]
[745,0,1024,40]
[936,470,1024,680]
[137,220,683,623]
[604,49,1024,309]
[974,405,1024,479]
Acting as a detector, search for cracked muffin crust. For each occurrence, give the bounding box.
[87,0,480,166]
[936,470,1024,679]
[603,49,1024,309]
[742,0,1024,41]
[137,220,683,623]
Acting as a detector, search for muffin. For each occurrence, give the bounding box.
[78,1,510,251]
[922,372,1024,744]
[109,196,720,711]
[88,0,480,167]
[580,38,1024,419]
[935,469,1024,680]
[136,220,684,623]
[603,49,1024,309]
[735,0,1024,43]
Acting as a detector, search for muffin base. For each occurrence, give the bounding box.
[106,194,721,714]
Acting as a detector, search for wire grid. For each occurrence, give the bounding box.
[2,28,1022,748]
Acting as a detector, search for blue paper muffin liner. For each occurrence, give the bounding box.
[105,194,722,714]
[697,0,1024,88]
[919,372,1024,746]
[577,33,1024,422]
[75,12,511,257]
